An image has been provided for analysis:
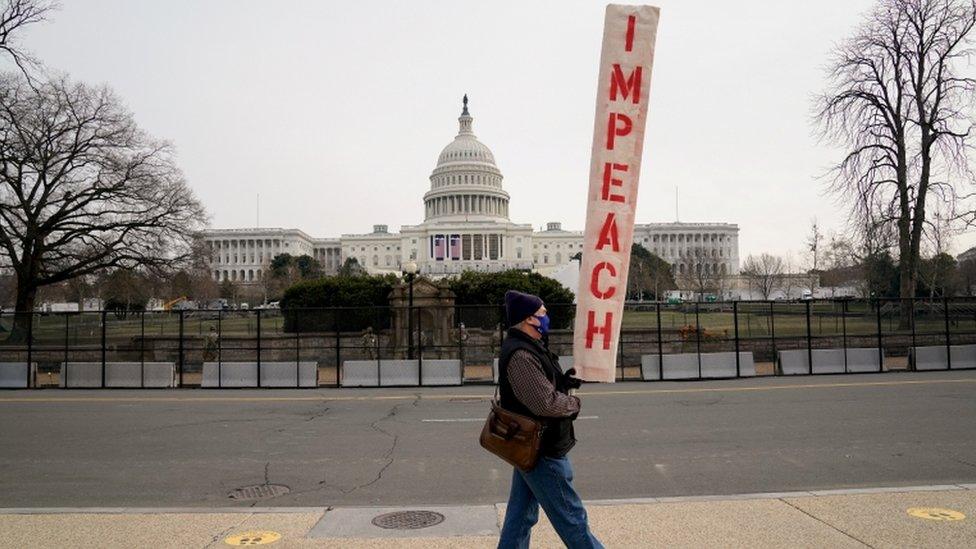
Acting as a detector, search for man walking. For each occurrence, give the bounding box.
[497,290,603,549]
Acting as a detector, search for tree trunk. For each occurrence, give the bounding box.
[9,281,37,343]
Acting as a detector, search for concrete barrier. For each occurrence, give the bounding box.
[379,360,421,386]
[661,353,699,380]
[779,349,841,375]
[641,352,755,380]
[341,360,421,387]
[493,355,573,383]
[421,359,462,386]
[779,348,883,375]
[639,354,696,380]
[950,344,976,369]
[201,362,258,387]
[107,362,176,388]
[259,361,318,388]
[341,360,380,387]
[910,346,948,371]
[0,362,33,388]
[701,352,756,378]
[909,344,976,370]
[846,348,884,372]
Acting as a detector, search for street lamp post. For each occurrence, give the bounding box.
[402,261,419,359]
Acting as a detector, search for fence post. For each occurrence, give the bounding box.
[417,307,423,386]
[806,300,813,375]
[457,310,464,385]
[618,327,624,381]
[256,309,262,387]
[26,312,33,388]
[909,299,917,371]
[101,309,107,388]
[335,318,341,388]
[769,302,777,375]
[177,309,184,387]
[694,301,702,379]
[944,296,952,370]
[733,301,740,378]
[375,307,382,387]
[876,299,884,372]
[217,309,223,388]
[64,313,70,384]
[140,311,145,388]
[842,300,849,372]
[295,308,301,388]
[656,302,664,381]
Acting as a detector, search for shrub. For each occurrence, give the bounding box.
[447,270,575,329]
[280,274,397,331]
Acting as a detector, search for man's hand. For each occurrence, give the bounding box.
[563,367,583,390]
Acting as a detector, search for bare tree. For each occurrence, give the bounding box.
[0,74,206,336]
[679,246,722,299]
[741,254,785,300]
[781,252,798,299]
[817,0,976,307]
[806,218,823,273]
[918,205,958,294]
[0,1,57,78]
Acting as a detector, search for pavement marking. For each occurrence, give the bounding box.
[223,530,282,545]
[0,377,973,404]
[421,415,599,423]
[907,507,966,521]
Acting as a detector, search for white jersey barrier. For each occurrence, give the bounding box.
[0,362,35,388]
[201,361,318,388]
[59,362,177,388]
[641,352,755,380]
[909,344,976,370]
[339,359,462,387]
[778,348,883,375]
[340,359,461,387]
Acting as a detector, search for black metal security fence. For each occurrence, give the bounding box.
[0,297,974,389]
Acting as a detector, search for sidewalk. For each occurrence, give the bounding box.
[1,485,973,548]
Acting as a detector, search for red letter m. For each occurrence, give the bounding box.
[610,64,642,104]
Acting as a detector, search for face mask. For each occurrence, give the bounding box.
[533,314,550,335]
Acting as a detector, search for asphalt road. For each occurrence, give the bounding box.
[1,371,975,508]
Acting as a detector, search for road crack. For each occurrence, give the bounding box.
[312,394,419,495]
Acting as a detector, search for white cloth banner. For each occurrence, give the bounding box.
[573,4,660,383]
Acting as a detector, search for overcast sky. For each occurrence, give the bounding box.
[17,0,976,259]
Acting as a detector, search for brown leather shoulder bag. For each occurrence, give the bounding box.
[479,393,545,471]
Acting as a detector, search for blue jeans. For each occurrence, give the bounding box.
[498,456,603,549]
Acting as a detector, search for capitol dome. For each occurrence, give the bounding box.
[423,96,510,222]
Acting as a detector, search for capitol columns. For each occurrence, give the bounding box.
[574,5,660,383]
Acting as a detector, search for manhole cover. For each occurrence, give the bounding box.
[907,507,966,521]
[227,484,290,500]
[223,530,281,546]
[371,510,445,530]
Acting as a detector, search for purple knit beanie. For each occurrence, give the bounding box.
[504,290,544,327]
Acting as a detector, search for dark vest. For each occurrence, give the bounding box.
[498,328,576,457]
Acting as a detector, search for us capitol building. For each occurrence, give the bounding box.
[202,98,739,286]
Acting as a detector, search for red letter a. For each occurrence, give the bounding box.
[595,213,620,252]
